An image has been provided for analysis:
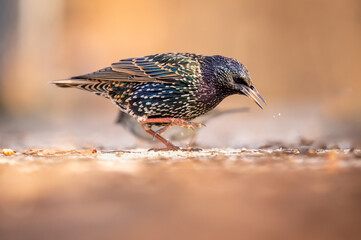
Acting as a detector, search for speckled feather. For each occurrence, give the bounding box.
[53,53,256,125]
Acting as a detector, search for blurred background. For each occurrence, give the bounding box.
[0,0,360,149]
[1,2,361,240]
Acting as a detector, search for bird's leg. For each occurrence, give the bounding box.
[152,124,173,139]
[140,118,204,129]
[141,125,180,151]
[140,118,204,151]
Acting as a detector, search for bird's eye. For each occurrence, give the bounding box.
[234,76,248,86]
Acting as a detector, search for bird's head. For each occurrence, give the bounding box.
[211,55,266,109]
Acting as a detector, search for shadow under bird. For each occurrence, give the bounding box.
[52,53,266,150]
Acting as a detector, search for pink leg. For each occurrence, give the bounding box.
[140,118,204,151]
[141,125,180,151]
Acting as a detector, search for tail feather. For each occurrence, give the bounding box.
[51,78,110,95]
[51,79,94,87]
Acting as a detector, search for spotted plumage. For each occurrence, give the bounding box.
[53,53,265,150]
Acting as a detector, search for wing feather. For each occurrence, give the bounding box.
[71,53,201,84]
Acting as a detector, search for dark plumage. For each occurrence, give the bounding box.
[52,53,265,150]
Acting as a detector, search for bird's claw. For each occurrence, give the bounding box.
[152,129,162,140]
[148,146,181,151]
[152,132,157,140]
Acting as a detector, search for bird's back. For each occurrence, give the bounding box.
[52,53,219,121]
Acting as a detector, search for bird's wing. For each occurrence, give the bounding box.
[74,53,201,84]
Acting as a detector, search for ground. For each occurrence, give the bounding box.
[1,148,361,240]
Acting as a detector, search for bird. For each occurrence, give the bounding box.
[116,107,249,143]
[52,53,266,150]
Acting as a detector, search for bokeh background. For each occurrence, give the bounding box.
[0,0,360,149]
[1,2,361,240]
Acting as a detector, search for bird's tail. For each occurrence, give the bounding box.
[51,78,110,96]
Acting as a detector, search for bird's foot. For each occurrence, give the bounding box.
[141,118,204,151]
[148,147,202,152]
[181,147,203,151]
[142,125,181,150]
[148,146,181,151]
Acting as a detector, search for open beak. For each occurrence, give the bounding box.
[241,86,266,109]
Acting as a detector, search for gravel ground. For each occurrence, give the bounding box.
[1,148,361,240]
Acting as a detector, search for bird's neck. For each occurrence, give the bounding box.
[196,83,232,111]
[195,57,236,111]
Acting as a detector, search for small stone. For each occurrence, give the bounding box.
[2,149,15,156]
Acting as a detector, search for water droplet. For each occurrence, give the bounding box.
[273,112,282,118]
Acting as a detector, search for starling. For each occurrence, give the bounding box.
[52,53,265,150]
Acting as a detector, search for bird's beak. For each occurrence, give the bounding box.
[241,86,266,109]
